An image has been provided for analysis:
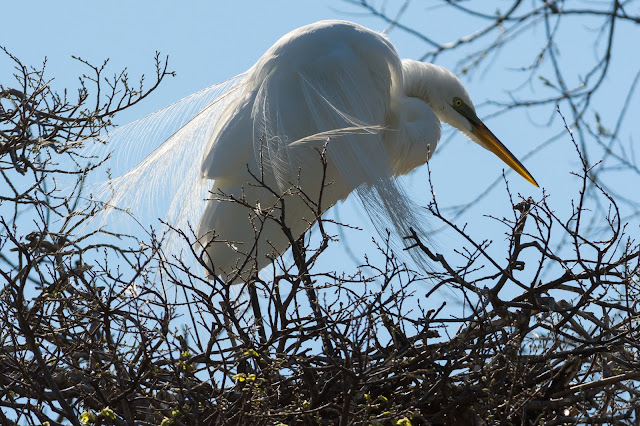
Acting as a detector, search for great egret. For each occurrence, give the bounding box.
[102,20,537,282]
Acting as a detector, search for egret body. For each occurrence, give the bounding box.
[106,21,537,282]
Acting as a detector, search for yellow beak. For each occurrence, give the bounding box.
[470,119,539,187]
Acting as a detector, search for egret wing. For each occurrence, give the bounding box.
[246,46,432,269]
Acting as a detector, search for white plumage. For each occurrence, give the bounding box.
[99,20,537,282]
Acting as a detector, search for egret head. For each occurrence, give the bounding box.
[403,60,538,187]
[448,92,538,187]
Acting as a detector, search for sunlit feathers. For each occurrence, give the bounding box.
[97,20,537,282]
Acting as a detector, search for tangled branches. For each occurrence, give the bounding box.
[1,43,639,425]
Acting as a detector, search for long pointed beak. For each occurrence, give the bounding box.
[470,119,539,187]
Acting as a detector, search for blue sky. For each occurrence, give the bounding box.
[2,1,637,287]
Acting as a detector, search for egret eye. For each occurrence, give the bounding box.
[453,97,463,108]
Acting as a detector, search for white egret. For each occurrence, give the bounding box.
[102,20,537,282]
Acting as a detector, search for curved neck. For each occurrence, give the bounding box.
[401,60,448,115]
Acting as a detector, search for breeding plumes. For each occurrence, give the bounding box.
[100,20,537,282]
